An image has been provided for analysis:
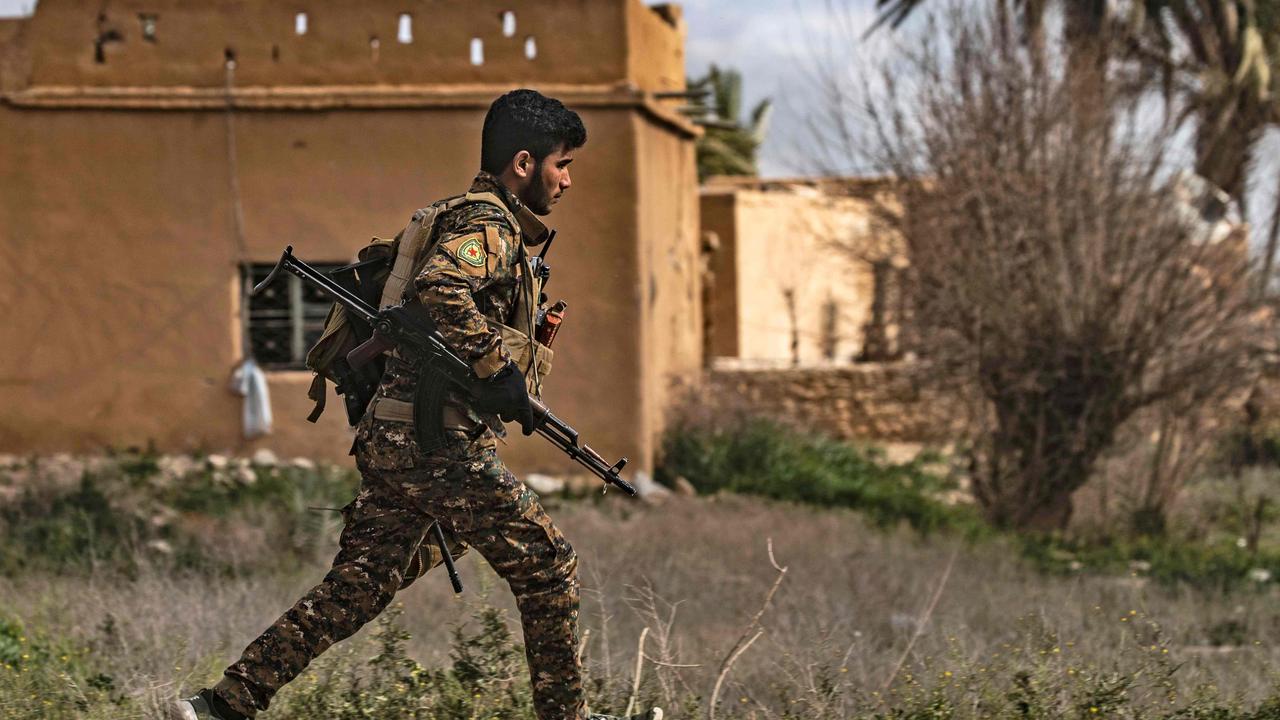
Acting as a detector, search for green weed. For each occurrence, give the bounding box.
[658,418,978,535]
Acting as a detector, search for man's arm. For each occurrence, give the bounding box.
[414,220,514,379]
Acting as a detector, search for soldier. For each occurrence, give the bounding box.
[176,89,661,720]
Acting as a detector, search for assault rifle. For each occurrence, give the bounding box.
[253,246,636,498]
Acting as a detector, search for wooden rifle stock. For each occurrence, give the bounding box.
[347,330,396,370]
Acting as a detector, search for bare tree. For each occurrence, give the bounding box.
[858,8,1266,530]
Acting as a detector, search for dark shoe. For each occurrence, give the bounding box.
[173,689,249,720]
[589,708,663,720]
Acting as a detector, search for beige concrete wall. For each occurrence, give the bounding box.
[701,185,896,365]
[0,19,28,92]
[625,2,685,94]
[24,0,683,91]
[634,111,702,464]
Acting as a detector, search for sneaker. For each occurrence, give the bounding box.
[589,708,663,720]
[173,689,249,720]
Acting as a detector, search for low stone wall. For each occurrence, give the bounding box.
[703,361,963,443]
[701,362,1279,447]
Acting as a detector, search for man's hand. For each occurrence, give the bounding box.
[471,361,537,435]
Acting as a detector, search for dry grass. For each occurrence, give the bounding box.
[4,492,1280,717]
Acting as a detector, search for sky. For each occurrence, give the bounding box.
[677,0,880,176]
[0,0,881,178]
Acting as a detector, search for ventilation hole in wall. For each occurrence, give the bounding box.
[470,37,484,65]
[271,44,280,61]
[295,12,308,35]
[139,14,158,43]
[93,29,122,64]
[369,35,380,61]
[224,47,237,69]
[524,35,537,60]
[500,11,516,37]
[397,13,413,44]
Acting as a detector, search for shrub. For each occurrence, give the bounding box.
[1020,534,1280,591]
[0,451,358,576]
[0,614,124,719]
[658,418,978,534]
[0,475,149,575]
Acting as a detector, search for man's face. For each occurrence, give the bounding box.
[520,145,575,216]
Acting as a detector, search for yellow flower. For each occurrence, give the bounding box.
[1091,707,1099,713]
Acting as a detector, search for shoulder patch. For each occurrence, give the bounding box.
[456,237,486,267]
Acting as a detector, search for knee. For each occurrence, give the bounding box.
[325,555,403,609]
[523,539,579,596]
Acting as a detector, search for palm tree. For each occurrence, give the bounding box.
[872,0,1280,287]
[687,65,772,181]
[873,0,1273,197]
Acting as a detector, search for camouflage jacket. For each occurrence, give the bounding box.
[357,172,550,470]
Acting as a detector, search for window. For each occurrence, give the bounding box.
[500,11,516,37]
[139,14,158,42]
[243,263,341,370]
[397,13,413,43]
[524,35,537,60]
[470,37,484,65]
[295,12,308,35]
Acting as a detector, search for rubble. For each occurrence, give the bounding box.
[251,448,279,466]
[525,473,566,495]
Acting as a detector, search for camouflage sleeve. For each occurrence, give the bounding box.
[414,219,513,379]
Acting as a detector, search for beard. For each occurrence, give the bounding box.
[524,179,555,216]
[520,163,556,215]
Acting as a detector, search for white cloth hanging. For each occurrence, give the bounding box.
[230,357,273,439]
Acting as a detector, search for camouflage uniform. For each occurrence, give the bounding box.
[214,173,584,720]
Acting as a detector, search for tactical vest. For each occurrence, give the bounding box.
[304,192,552,426]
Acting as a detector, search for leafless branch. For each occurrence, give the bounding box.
[708,539,789,720]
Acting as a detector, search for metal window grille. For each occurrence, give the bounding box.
[243,263,343,370]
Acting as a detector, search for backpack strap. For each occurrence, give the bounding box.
[379,205,438,309]
[379,193,511,310]
[463,191,521,236]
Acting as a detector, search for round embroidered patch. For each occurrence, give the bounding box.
[457,238,486,267]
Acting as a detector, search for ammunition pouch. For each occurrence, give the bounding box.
[494,322,553,397]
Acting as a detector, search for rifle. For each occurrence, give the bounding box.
[253,246,636,498]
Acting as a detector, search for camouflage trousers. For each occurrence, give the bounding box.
[214,427,583,720]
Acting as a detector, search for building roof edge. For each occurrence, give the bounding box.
[2,81,700,137]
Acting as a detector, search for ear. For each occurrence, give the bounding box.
[512,150,534,179]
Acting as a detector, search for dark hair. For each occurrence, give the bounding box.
[480,89,587,174]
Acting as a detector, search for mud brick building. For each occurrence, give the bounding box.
[0,0,702,474]
[700,176,908,367]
